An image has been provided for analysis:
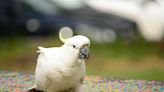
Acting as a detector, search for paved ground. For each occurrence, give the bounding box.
[0,71,164,92]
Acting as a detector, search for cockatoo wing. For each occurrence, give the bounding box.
[35,46,50,91]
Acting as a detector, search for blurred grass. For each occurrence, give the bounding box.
[0,35,164,80]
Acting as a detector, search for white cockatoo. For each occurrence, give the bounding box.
[28,27,90,92]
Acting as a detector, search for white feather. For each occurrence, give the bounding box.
[34,28,90,92]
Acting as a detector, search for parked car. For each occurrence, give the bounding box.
[50,0,137,43]
[0,0,77,35]
[0,0,136,43]
[85,0,164,41]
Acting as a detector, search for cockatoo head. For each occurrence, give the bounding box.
[59,27,90,60]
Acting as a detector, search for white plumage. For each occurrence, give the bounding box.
[29,27,90,92]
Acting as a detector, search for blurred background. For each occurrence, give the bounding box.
[0,0,164,80]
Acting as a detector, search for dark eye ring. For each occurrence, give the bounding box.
[73,45,76,48]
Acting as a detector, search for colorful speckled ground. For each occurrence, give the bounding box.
[0,71,164,92]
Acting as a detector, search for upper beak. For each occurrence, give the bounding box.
[79,45,90,60]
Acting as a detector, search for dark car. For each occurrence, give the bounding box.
[0,0,136,42]
[0,0,77,35]
[63,5,136,42]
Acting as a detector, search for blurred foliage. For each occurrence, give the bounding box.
[0,35,164,80]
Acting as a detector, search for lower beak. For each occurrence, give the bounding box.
[79,46,90,60]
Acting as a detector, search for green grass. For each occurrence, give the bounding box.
[91,38,159,59]
[88,38,164,80]
[0,37,26,58]
[0,36,164,80]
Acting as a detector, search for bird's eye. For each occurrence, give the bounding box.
[73,45,76,48]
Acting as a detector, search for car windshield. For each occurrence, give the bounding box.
[21,0,60,15]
